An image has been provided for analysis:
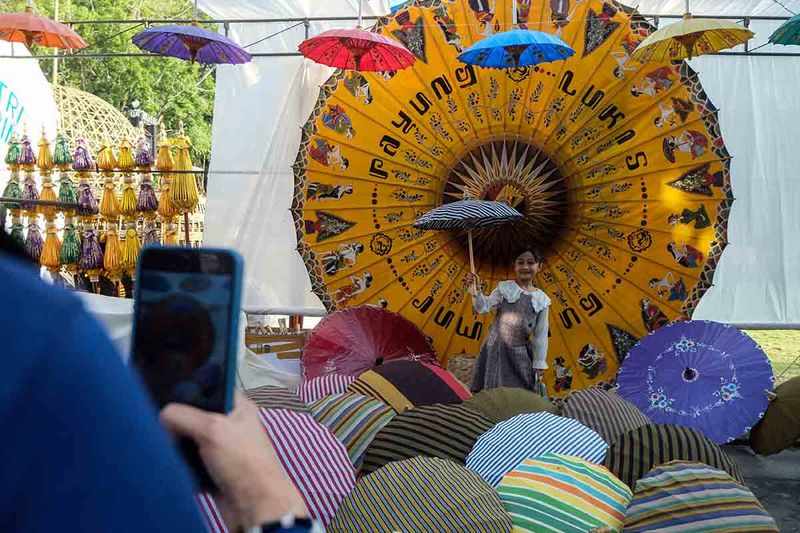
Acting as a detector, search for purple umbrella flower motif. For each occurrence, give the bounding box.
[618,320,774,444]
[674,336,697,353]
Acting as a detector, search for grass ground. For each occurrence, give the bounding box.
[745,330,800,385]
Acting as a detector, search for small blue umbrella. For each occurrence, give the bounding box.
[769,13,800,46]
[617,320,774,444]
[458,29,574,69]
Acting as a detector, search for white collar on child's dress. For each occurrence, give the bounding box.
[497,280,552,313]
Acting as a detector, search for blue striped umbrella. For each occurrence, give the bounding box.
[466,411,609,486]
[413,199,522,273]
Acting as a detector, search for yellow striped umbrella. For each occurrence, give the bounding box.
[631,1,753,62]
[498,453,632,533]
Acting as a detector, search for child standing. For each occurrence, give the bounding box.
[467,246,551,395]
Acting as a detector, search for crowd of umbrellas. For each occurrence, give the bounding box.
[190,306,799,532]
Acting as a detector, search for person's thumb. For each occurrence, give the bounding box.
[160,403,216,443]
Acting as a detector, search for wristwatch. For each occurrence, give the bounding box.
[259,513,321,533]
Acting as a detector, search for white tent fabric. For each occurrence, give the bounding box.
[0,42,59,185]
[201,0,800,326]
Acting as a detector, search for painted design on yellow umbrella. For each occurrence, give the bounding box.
[292,0,733,397]
[631,0,754,62]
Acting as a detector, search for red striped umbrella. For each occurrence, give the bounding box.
[257,408,356,525]
[296,374,356,404]
[0,5,86,50]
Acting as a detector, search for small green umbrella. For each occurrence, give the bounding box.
[749,375,800,455]
[463,387,558,424]
[769,14,800,46]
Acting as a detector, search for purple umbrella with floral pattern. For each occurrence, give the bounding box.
[131,1,250,64]
[617,320,774,444]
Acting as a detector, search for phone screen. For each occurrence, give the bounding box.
[131,249,240,413]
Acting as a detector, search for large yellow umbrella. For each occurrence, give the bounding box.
[631,0,754,62]
[292,0,733,398]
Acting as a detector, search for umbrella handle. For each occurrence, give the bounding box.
[467,228,475,275]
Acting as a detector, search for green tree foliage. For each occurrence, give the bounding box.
[0,0,215,163]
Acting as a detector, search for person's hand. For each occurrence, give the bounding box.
[465,272,480,297]
[161,394,307,530]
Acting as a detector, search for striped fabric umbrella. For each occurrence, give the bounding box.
[624,461,778,532]
[413,199,523,273]
[463,386,559,424]
[296,374,356,404]
[348,360,471,413]
[243,385,310,413]
[562,388,651,445]
[197,493,226,533]
[309,392,395,473]
[466,412,608,486]
[604,424,743,490]
[328,456,513,533]
[257,408,356,526]
[498,454,632,533]
[362,403,495,475]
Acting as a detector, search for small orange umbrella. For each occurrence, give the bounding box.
[0,4,86,50]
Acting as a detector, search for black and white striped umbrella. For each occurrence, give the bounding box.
[413,199,523,231]
[413,199,523,273]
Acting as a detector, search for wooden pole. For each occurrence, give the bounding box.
[183,211,191,246]
[467,229,475,274]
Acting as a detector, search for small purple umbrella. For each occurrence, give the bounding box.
[617,320,774,444]
[132,2,250,65]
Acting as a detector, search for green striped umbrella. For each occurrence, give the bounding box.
[624,461,778,532]
[604,424,743,490]
[243,385,309,413]
[328,456,513,533]
[362,403,494,475]
[309,392,395,473]
[463,387,558,424]
[562,388,651,446]
[498,454,632,533]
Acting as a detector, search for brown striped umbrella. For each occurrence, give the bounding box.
[328,456,512,533]
[463,387,558,424]
[361,403,494,475]
[749,376,800,455]
[348,360,471,413]
[604,424,744,490]
[243,385,310,413]
[562,388,651,446]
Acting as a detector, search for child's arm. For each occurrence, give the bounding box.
[473,287,502,314]
[531,307,549,370]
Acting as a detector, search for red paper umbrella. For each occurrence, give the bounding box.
[0,5,86,50]
[302,305,436,380]
[299,27,415,72]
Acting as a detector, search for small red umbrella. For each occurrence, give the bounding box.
[298,0,414,72]
[0,4,86,50]
[302,305,436,380]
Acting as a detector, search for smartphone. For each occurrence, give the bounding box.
[131,246,243,489]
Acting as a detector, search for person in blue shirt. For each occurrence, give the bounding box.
[0,236,307,532]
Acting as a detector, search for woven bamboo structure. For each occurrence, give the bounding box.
[51,85,137,155]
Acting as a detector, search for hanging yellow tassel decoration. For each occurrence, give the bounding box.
[97,140,122,287]
[37,130,62,274]
[156,129,179,244]
[118,138,138,218]
[121,222,141,276]
[169,123,200,213]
